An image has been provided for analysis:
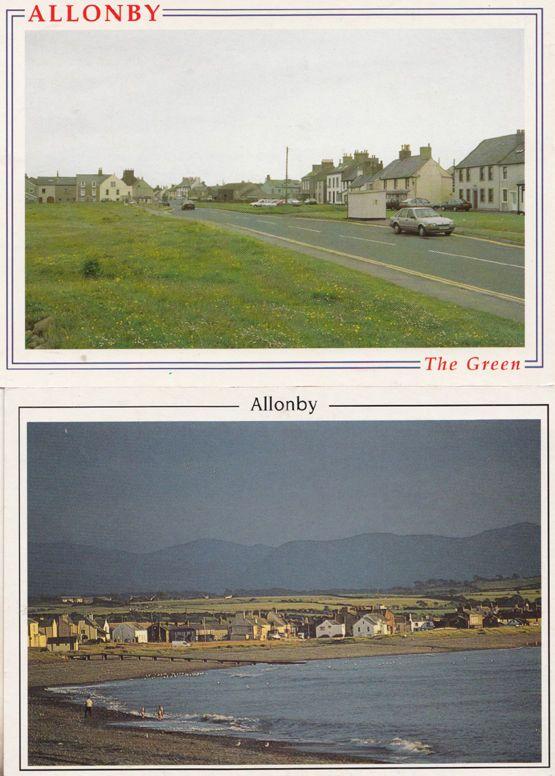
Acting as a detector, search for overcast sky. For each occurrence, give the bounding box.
[27,420,540,553]
[25,28,524,185]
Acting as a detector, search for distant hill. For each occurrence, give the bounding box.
[28,522,541,597]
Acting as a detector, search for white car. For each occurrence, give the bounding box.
[251,199,278,208]
[288,199,302,206]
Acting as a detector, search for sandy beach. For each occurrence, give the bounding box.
[28,626,541,766]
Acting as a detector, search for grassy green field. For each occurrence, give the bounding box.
[26,203,523,349]
[29,580,540,620]
[196,202,525,245]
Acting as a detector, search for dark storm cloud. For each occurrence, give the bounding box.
[27,420,540,552]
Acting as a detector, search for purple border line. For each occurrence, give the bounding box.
[7,7,542,371]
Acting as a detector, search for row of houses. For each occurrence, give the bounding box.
[301,131,525,212]
[29,600,540,652]
[25,168,156,204]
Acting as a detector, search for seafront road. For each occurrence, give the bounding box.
[173,206,525,322]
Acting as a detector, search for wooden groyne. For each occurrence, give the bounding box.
[68,653,305,666]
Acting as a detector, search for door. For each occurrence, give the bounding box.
[404,208,418,232]
[510,191,517,211]
[472,190,478,209]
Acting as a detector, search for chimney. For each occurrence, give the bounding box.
[322,158,335,170]
[419,144,432,160]
[354,150,369,162]
[312,164,321,173]
[342,153,353,165]
[98,167,103,176]
[516,129,524,135]
[399,144,411,160]
[266,174,271,182]
[122,169,135,186]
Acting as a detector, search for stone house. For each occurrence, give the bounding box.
[99,174,132,202]
[315,619,346,638]
[35,175,77,203]
[352,614,388,638]
[229,613,271,641]
[455,130,525,212]
[368,144,453,208]
[260,175,301,200]
[76,170,108,202]
[25,175,38,202]
[112,622,148,643]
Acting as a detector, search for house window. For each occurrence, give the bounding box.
[502,166,508,180]
[466,189,470,201]
[466,169,471,182]
[41,188,46,193]
[110,181,116,187]
[405,178,410,187]
[502,189,508,203]
[393,179,397,188]
[488,188,494,203]
[480,188,485,203]
[459,169,463,182]
[105,190,109,196]
[479,167,485,181]
[116,189,120,195]
[92,181,96,188]
[488,166,493,181]
[459,189,463,199]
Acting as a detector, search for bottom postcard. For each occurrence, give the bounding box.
[2,386,551,772]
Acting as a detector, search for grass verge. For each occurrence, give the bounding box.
[26,203,523,348]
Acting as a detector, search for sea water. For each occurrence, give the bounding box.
[49,647,541,764]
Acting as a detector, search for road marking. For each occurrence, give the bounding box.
[341,234,396,247]
[289,225,321,233]
[226,223,524,305]
[429,250,524,270]
[452,232,523,248]
[258,219,277,225]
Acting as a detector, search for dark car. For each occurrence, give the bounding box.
[437,198,472,211]
[390,206,454,237]
[181,200,195,210]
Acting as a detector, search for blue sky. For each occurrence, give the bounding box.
[27,420,540,552]
[25,27,524,185]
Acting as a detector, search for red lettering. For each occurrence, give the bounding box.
[145,3,160,20]
[128,4,140,20]
[105,4,123,20]
[83,3,101,20]
[66,4,78,21]
[28,4,45,21]
[48,3,63,20]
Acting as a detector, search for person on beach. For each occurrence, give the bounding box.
[140,706,146,719]
[157,705,164,720]
[84,696,93,720]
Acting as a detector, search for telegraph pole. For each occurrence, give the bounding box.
[285,146,289,204]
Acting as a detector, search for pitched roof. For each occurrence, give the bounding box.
[35,176,76,186]
[375,154,430,181]
[76,173,109,183]
[455,132,525,168]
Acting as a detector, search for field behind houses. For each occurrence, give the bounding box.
[28,577,541,621]
[26,203,524,349]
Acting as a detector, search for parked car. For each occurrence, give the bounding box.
[390,206,454,237]
[436,197,472,211]
[251,199,278,207]
[303,198,318,205]
[288,198,302,206]
[400,197,431,208]
[181,200,195,210]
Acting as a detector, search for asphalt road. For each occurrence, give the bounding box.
[172,206,525,322]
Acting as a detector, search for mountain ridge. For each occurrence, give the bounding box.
[28,522,540,596]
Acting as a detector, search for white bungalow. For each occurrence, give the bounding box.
[353,614,388,638]
[316,619,346,639]
[111,622,148,643]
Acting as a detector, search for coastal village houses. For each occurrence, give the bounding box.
[353,614,388,637]
[260,174,301,200]
[325,151,383,205]
[455,130,525,212]
[357,144,453,208]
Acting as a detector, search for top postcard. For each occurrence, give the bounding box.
[1,0,551,386]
